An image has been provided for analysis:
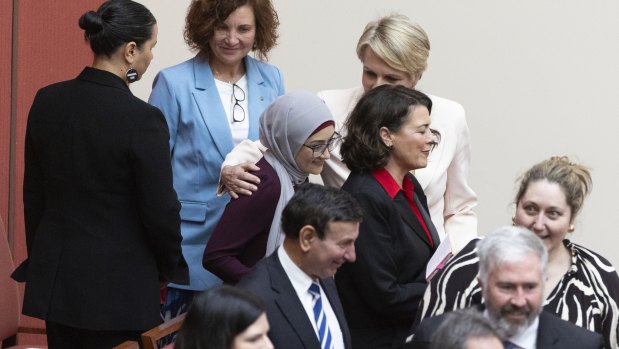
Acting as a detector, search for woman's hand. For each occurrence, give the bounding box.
[221,163,261,199]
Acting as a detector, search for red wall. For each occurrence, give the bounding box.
[5,0,105,345]
[0,0,13,232]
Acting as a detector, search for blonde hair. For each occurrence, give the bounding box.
[515,156,592,220]
[356,14,430,81]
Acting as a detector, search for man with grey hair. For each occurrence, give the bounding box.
[406,226,603,349]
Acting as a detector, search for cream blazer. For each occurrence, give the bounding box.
[221,86,478,250]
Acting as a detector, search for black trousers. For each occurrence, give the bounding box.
[45,321,143,349]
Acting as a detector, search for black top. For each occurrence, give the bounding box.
[13,67,188,331]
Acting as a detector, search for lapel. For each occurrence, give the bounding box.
[191,57,234,160]
[535,311,561,349]
[245,56,268,140]
[268,253,321,349]
[411,174,440,249]
[392,174,438,250]
[320,277,351,349]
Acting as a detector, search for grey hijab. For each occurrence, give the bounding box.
[259,91,334,255]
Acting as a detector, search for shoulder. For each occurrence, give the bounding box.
[570,241,617,270]
[342,172,383,198]
[317,86,363,122]
[317,86,363,104]
[410,312,449,342]
[539,310,604,346]
[229,158,281,208]
[237,257,272,292]
[424,93,467,127]
[246,56,282,80]
[152,57,200,87]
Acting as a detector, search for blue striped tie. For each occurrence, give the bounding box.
[309,282,334,349]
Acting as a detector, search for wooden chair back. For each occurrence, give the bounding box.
[112,341,140,349]
[141,313,186,349]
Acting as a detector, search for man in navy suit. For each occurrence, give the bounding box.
[237,183,363,349]
[406,226,603,349]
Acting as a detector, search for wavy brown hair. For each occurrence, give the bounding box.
[184,0,279,61]
[341,85,438,173]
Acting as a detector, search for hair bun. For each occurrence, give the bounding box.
[78,10,104,34]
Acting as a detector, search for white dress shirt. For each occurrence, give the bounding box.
[278,246,345,349]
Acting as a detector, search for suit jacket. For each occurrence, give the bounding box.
[317,86,477,251]
[407,307,604,349]
[149,55,284,290]
[12,67,187,331]
[237,251,352,349]
[335,171,439,349]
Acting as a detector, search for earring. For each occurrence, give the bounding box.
[568,224,575,233]
[511,215,516,226]
[126,67,139,83]
[386,144,393,151]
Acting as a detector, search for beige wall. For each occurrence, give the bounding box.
[135,0,619,267]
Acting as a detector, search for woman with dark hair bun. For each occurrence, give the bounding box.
[175,286,273,349]
[11,1,188,348]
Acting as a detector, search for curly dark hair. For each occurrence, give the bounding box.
[184,0,279,61]
[341,85,439,173]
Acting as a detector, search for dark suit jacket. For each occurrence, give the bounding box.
[335,171,439,349]
[237,251,352,349]
[406,307,604,349]
[12,67,188,331]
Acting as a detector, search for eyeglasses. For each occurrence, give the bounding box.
[302,131,342,158]
[231,83,246,123]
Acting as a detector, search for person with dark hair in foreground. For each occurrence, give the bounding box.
[407,226,603,349]
[238,183,363,349]
[428,309,503,349]
[11,1,187,347]
[175,285,272,349]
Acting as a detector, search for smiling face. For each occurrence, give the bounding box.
[481,256,544,338]
[231,313,273,349]
[304,221,359,279]
[295,125,334,175]
[208,4,256,69]
[361,47,417,92]
[514,180,572,257]
[382,106,434,172]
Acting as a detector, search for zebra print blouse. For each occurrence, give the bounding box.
[417,239,619,349]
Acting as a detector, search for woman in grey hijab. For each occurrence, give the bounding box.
[203,91,338,284]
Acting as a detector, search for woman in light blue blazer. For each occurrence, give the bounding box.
[148,0,284,320]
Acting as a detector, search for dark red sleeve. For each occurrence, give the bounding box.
[203,158,281,284]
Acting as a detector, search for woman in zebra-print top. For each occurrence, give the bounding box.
[417,156,619,349]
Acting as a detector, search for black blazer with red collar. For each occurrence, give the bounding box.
[237,251,352,349]
[335,171,439,349]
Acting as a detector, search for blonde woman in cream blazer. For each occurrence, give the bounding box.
[220,15,477,251]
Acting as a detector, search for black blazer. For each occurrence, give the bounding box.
[335,171,439,349]
[406,307,604,349]
[12,67,188,331]
[237,251,352,349]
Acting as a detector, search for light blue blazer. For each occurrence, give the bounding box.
[149,55,284,290]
